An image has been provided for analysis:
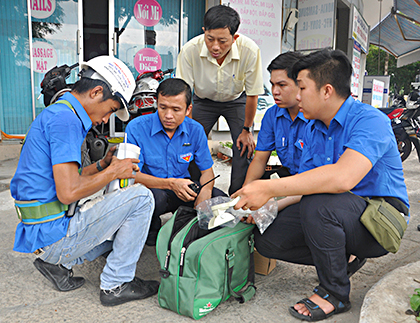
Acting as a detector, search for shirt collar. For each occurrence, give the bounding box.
[61,92,92,132]
[312,95,354,133]
[275,105,309,123]
[332,95,355,127]
[150,111,189,137]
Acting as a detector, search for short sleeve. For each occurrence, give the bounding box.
[47,111,82,166]
[255,108,276,151]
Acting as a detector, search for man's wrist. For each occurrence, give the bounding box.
[96,160,104,172]
[243,126,251,132]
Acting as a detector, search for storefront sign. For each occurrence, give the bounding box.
[134,0,162,27]
[351,5,369,54]
[296,0,335,51]
[32,41,57,73]
[31,0,56,19]
[351,41,361,97]
[134,48,162,73]
[371,79,385,108]
[221,0,280,89]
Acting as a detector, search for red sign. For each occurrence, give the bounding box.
[32,41,57,73]
[133,0,162,27]
[134,48,162,73]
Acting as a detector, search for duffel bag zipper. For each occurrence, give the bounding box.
[179,235,197,276]
[160,218,198,278]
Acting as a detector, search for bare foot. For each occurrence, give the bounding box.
[294,293,335,317]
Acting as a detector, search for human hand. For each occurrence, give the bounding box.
[170,178,197,202]
[107,156,140,180]
[231,180,271,211]
[236,131,255,158]
[240,214,256,224]
[102,146,116,168]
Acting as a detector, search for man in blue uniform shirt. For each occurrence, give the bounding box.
[233,49,409,321]
[11,56,159,307]
[126,78,225,246]
[243,52,308,187]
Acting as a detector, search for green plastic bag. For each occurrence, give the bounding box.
[156,206,256,320]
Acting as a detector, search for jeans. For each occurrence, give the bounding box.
[191,93,251,195]
[39,184,154,290]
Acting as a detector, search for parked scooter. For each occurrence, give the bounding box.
[392,85,420,162]
[39,64,173,163]
[39,63,109,164]
[127,68,174,118]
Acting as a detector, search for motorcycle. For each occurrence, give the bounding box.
[39,63,109,164]
[39,64,173,163]
[391,86,420,162]
[127,68,174,118]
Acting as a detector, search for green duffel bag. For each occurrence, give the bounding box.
[156,206,256,320]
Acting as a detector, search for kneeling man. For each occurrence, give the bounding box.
[126,78,226,246]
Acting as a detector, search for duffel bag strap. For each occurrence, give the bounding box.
[226,248,256,304]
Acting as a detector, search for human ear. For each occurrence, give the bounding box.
[186,104,193,117]
[90,86,104,99]
[324,84,334,99]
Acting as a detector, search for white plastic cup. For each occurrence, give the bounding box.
[105,143,141,193]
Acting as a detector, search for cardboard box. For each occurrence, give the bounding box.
[254,249,276,275]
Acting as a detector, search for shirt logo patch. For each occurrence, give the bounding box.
[180,152,193,162]
[298,139,304,149]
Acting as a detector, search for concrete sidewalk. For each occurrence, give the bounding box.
[1,140,420,322]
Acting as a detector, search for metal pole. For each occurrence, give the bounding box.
[378,0,382,74]
[27,0,36,121]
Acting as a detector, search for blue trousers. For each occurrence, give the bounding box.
[39,184,154,290]
[254,192,388,303]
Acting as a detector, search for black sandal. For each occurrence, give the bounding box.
[288,285,351,321]
[347,257,366,277]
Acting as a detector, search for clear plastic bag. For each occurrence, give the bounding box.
[196,196,244,229]
[251,198,278,234]
[196,196,278,234]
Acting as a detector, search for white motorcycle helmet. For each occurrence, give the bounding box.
[80,56,135,122]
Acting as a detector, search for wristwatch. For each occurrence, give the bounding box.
[243,126,250,132]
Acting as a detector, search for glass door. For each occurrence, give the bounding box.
[31,0,80,117]
[109,0,180,137]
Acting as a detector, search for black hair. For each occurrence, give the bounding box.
[72,78,121,106]
[156,78,192,108]
[267,51,305,80]
[291,49,352,98]
[203,5,240,36]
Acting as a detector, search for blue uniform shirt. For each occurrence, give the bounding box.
[256,104,309,174]
[11,92,92,253]
[125,112,213,178]
[299,96,409,210]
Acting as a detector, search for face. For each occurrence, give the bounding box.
[86,88,121,126]
[157,93,192,135]
[270,69,300,110]
[296,70,326,120]
[203,27,238,62]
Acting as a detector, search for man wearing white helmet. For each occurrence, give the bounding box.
[10,56,159,307]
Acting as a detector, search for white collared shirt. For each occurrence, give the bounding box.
[176,34,264,102]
